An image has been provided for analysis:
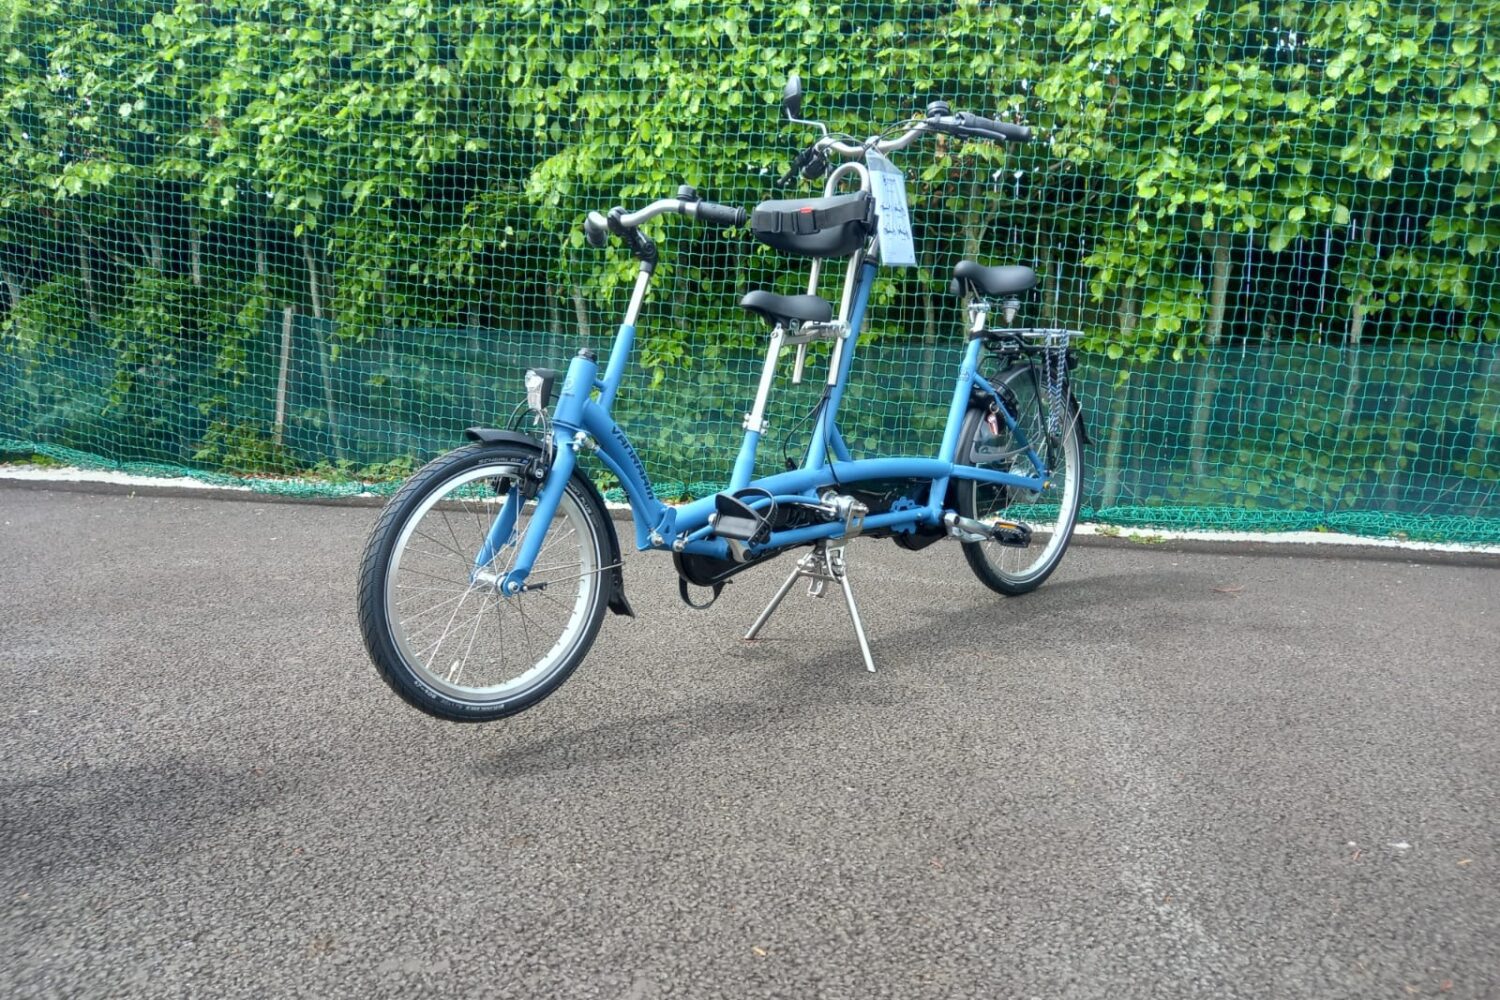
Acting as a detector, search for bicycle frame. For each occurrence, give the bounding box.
[489,250,1050,596]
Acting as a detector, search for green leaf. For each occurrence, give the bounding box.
[1268,221,1298,253]
[1454,80,1491,106]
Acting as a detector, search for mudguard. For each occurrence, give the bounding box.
[463,427,634,618]
[1068,388,1092,445]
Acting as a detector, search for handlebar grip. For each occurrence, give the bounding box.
[584,211,610,248]
[692,201,747,228]
[956,113,1032,143]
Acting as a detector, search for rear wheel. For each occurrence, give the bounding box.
[955,365,1084,595]
[357,443,611,722]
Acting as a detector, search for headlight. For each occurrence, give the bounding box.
[524,368,558,413]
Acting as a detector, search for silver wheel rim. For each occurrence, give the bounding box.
[383,463,599,704]
[965,390,1082,585]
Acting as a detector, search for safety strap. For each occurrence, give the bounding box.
[750,193,874,237]
[677,576,726,610]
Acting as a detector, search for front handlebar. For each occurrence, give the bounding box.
[812,111,1033,162]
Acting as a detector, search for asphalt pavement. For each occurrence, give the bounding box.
[1,483,1497,999]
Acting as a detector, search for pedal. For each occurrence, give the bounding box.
[942,511,1032,547]
[942,512,992,543]
[709,492,771,545]
[991,520,1032,547]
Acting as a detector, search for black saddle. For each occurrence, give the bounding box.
[739,290,834,328]
[950,261,1038,298]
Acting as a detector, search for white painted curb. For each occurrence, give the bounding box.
[5,464,1497,556]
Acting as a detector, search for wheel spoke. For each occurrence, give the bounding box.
[413,526,472,566]
[439,509,471,567]
[395,590,469,617]
[513,587,536,667]
[419,583,481,670]
[449,592,492,686]
[395,584,475,596]
[394,564,478,587]
[402,545,475,568]
[522,586,578,617]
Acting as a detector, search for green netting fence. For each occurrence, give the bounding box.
[2,1,1497,543]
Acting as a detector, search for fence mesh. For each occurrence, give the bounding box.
[3,1,1497,543]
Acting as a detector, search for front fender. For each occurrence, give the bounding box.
[463,427,634,618]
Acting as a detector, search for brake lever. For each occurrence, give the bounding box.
[800,151,828,182]
[777,146,819,189]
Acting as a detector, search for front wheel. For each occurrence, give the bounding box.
[357,443,612,722]
[955,365,1085,595]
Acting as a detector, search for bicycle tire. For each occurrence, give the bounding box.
[357,442,611,722]
[955,364,1085,595]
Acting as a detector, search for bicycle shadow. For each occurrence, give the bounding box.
[980,566,1225,608]
[472,567,1220,780]
[939,566,1229,636]
[470,642,904,782]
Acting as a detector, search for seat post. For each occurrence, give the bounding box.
[792,259,823,384]
[745,324,787,437]
[728,323,787,490]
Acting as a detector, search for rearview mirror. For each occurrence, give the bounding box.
[781,75,803,121]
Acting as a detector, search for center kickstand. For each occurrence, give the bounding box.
[743,541,876,672]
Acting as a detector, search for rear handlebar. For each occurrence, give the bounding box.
[583,188,747,260]
[936,112,1032,143]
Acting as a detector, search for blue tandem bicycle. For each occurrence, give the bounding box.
[358,79,1088,721]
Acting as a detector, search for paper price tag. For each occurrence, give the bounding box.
[866,151,917,268]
